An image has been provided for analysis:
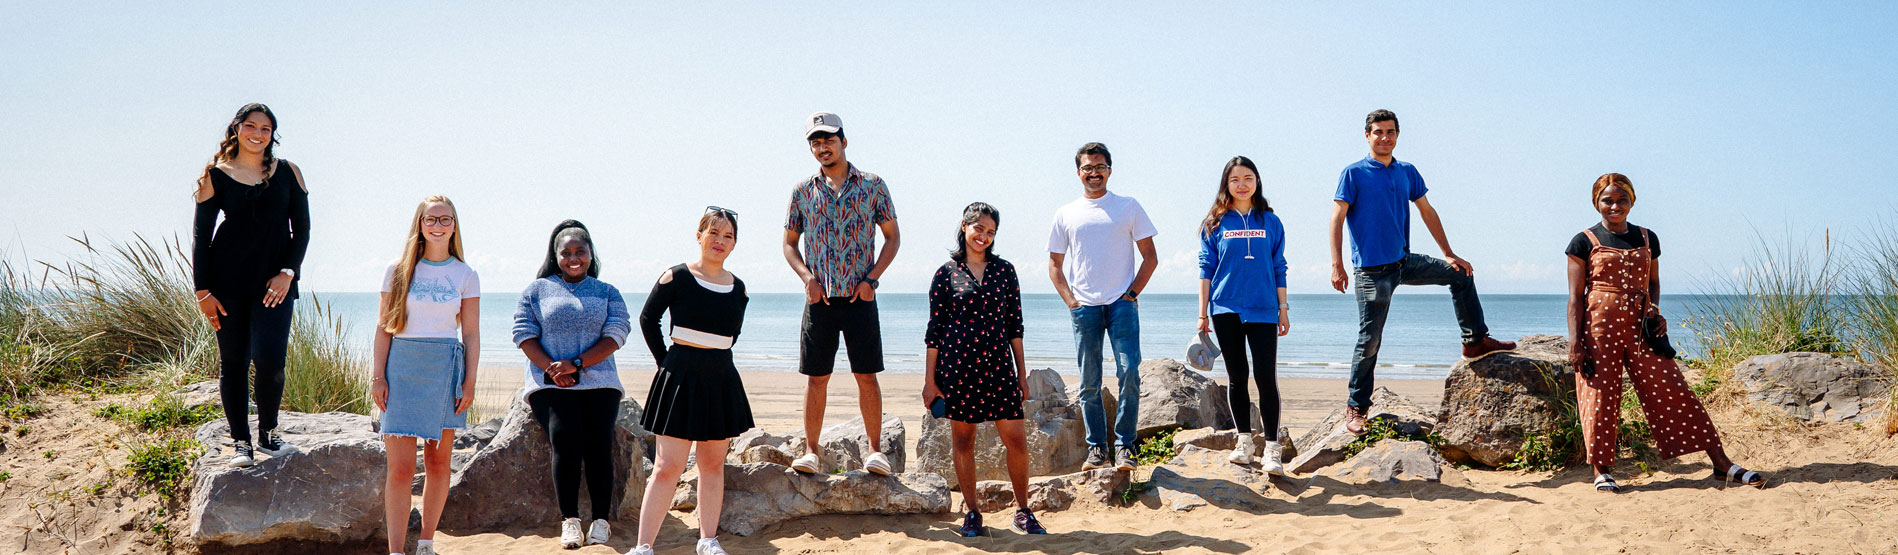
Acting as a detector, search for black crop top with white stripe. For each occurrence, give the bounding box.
[638,264,748,365]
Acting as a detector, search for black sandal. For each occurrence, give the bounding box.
[1593,473,1621,493]
[1712,464,1766,489]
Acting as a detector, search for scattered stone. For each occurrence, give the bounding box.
[1320,440,1466,485]
[970,468,1130,513]
[1435,335,1575,467]
[916,368,1087,486]
[435,394,649,531]
[1731,352,1890,423]
[1288,387,1437,474]
[738,444,795,467]
[188,412,386,547]
[177,380,220,408]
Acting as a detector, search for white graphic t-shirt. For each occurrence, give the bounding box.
[381,257,480,338]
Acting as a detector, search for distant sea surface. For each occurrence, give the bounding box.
[311,292,1712,380]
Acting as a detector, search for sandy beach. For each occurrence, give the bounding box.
[424,367,1898,554]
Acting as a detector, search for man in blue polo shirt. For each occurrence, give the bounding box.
[1327,109,1514,435]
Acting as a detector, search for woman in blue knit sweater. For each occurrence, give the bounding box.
[511,220,632,549]
[1195,156,1291,475]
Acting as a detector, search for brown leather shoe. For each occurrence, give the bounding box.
[1461,336,1517,359]
[1344,405,1368,435]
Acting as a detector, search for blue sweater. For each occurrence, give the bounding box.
[511,276,632,398]
[1198,209,1289,323]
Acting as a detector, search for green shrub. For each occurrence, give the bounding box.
[94,396,219,432]
[1845,220,1898,434]
[1341,416,1444,460]
[127,437,200,499]
[1133,428,1179,466]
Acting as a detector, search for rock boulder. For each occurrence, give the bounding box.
[970,468,1130,513]
[716,464,950,536]
[1731,352,1890,423]
[915,368,1088,486]
[1320,440,1466,485]
[436,394,649,531]
[783,414,907,473]
[189,412,386,547]
[1435,335,1575,467]
[1288,387,1437,474]
[1136,359,1233,437]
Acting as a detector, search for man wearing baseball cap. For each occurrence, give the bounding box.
[782,111,902,476]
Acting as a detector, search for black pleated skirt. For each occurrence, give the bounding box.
[641,345,754,441]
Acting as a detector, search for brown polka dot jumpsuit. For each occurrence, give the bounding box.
[1575,227,1721,466]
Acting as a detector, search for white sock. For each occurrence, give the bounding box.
[416,539,432,549]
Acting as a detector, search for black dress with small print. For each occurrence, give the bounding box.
[925,256,1026,423]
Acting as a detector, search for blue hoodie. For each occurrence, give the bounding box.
[1198,209,1289,323]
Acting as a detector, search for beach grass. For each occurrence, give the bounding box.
[1683,229,1850,391]
[0,235,367,415]
[1845,220,1898,434]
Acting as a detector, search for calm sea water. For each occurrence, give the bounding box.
[311,291,1711,380]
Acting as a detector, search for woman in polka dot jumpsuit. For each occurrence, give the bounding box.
[923,202,1047,536]
[1566,173,1765,493]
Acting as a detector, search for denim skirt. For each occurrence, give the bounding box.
[381,336,467,440]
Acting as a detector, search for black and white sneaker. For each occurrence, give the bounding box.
[229,441,256,467]
[256,429,299,457]
[1081,446,1110,470]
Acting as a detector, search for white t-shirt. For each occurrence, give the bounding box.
[381,257,481,338]
[1047,191,1158,306]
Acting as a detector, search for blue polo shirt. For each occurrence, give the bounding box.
[1334,156,1427,267]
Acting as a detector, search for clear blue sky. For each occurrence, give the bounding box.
[3,2,1894,296]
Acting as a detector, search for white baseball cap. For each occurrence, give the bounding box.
[805,111,842,138]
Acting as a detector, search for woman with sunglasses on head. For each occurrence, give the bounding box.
[1566,173,1763,493]
[512,220,632,549]
[628,207,751,555]
[923,202,1048,538]
[1195,156,1290,474]
[192,103,310,467]
[371,196,480,555]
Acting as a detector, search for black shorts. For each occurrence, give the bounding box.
[798,297,884,376]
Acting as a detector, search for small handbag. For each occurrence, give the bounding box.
[1641,311,1677,359]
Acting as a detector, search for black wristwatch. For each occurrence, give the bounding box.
[1125,289,1140,300]
[569,357,584,371]
[862,277,880,290]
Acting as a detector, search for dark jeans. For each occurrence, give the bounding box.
[1211,313,1278,439]
[217,297,294,443]
[1349,253,1490,408]
[529,387,621,520]
[1071,298,1140,448]
[798,297,885,376]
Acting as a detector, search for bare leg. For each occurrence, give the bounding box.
[637,436,692,547]
[1707,446,1734,470]
[418,430,454,541]
[995,419,1031,511]
[950,421,979,513]
[382,435,419,554]
[694,439,731,538]
[804,375,831,453]
[854,373,884,453]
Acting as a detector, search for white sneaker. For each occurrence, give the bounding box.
[415,539,437,555]
[626,545,655,555]
[1229,433,1256,465]
[696,537,728,555]
[863,451,893,476]
[1260,440,1286,476]
[559,517,583,549]
[586,519,610,545]
[790,452,822,474]
[229,442,256,467]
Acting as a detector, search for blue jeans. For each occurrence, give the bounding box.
[1072,297,1141,448]
[1349,253,1490,408]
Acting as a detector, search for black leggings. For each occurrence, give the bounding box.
[1211,313,1279,440]
[529,388,620,520]
[217,297,295,444]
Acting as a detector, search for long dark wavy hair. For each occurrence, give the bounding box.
[1200,156,1272,237]
[536,219,601,279]
[949,202,1001,262]
[199,103,279,188]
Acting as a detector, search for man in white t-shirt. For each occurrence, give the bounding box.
[1047,142,1157,472]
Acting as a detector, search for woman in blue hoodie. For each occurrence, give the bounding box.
[1196,155,1290,474]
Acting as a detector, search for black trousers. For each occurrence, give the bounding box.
[1211,313,1280,440]
[216,297,294,443]
[529,387,620,520]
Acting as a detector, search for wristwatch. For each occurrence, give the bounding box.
[1125,289,1139,300]
[569,357,584,372]
[280,268,296,278]
[862,277,879,290]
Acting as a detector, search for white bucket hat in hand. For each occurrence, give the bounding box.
[1185,331,1220,371]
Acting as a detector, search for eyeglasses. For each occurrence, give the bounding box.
[705,205,738,217]
[1079,164,1112,173]
[422,216,456,227]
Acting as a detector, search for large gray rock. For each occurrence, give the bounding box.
[1731,352,1890,423]
[1320,440,1466,485]
[784,414,906,473]
[915,368,1088,487]
[1142,449,1274,512]
[1174,426,1297,463]
[436,394,649,531]
[970,468,1130,513]
[1435,335,1575,467]
[189,412,386,547]
[1287,387,1437,474]
[1136,359,1234,437]
[726,428,794,462]
[176,379,221,408]
[715,463,950,536]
